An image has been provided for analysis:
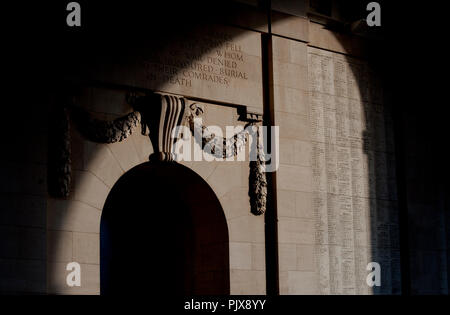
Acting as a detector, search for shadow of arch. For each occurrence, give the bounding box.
[100,160,229,295]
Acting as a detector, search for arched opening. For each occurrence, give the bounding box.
[100,161,229,295]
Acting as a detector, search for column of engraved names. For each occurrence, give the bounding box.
[346,58,372,295]
[308,49,358,294]
[350,56,400,294]
[309,51,331,294]
[309,45,401,295]
[307,48,400,294]
[334,54,356,295]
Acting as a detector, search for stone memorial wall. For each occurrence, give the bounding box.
[144,25,263,112]
[307,47,401,294]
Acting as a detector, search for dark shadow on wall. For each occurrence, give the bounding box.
[375,1,450,295]
[341,0,450,295]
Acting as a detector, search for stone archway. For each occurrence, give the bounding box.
[100,160,230,295]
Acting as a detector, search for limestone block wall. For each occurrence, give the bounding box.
[272,35,317,294]
[401,113,449,294]
[0,168,47,294]
[272,20,400,294]
[0,102,48,294]
[46,88,266,294]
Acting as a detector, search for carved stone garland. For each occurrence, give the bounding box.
[186,103,252,159]
[248,128,267,216]
[50,92,267,215]
[186,103,267,215]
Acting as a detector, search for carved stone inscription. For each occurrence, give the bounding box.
[142,24,263,112]
[145,39,248,87]
[308,47,400,295]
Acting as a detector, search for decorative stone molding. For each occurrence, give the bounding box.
[186,103,251,160]
[185,104,267,215]
[49,90,267,215]
[249,129,267,216]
